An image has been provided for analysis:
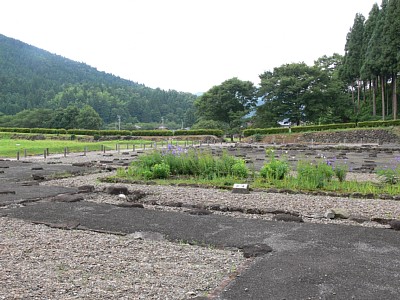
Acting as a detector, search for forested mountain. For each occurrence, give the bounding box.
[0,34,197,129]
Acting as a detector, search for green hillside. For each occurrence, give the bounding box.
[0,34,196,129]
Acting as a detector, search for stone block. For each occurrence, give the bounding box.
[104,185,129,195]
[232,184,250,194]
[241,243,273,258]
[273,214,303,223]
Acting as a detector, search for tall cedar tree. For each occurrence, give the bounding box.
[361,3,380,116]
[363,0,389,120]
[342,13,365,112]
[382,0,400,119]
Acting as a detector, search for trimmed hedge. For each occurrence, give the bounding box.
[174,129,224,137]
[101,130,132,136]
[30,128,67,134]
[244,123,357,137]
[0,127,225,137]
[132,130,173,136]
[66,129,100,136]
[357,120,400,128]
[0,127,31,133]
[290,123,356,133]
[0,127,67,134]
[3,121,399,138]
[243,128,289,136]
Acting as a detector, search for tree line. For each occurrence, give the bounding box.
[194,0,399,133]
[340,0,399,121]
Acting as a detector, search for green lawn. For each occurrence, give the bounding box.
[0,137,171,158]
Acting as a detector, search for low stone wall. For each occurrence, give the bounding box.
[301,129,400,145]
[256,129,400,145]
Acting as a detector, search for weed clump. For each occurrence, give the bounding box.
[260,149,289,180]
[122,145,249,180]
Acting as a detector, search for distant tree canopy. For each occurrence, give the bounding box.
[0,105,103,130]
[254,0,399,127]
[194,77,257,135]
[254,56,352,127]
[0,34,197,130]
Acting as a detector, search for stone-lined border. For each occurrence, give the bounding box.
[71,182,400,230]
[100,176,400,201]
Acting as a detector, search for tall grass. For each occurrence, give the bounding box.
[122,147,249,180]
[297,161,334,189]
[259,149,290,180]
[117,148,400,197]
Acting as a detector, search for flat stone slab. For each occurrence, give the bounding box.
[0,160,95,206]
[2,201,400,299]
[0,183,77,206]
[241,243,273,258]
[51,193,84,203]
[0,160,97,183]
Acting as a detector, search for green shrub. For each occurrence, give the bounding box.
[254,134,264,142]
[231,159,249,179]
[137,150,163,169]
[141,170,154,180]
[151,162,171,179]
[260,149,289,180]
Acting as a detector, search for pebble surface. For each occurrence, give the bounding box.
[0,217,244,299]
[2,149,400,299]
[42,172,400,228]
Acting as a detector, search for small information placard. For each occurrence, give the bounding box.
[232,183,250,194]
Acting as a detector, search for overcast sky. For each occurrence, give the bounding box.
[1,0,378,93]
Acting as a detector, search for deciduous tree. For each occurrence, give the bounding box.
[195,78,257,135]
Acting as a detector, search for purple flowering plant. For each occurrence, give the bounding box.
[377,156,400,185]
[326,157,348,182]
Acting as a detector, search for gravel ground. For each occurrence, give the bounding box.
[42,172,399,228]
[3,149,400,299]
[0,217,244,299]
[36,149,400,228]
[2,151,248,300]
